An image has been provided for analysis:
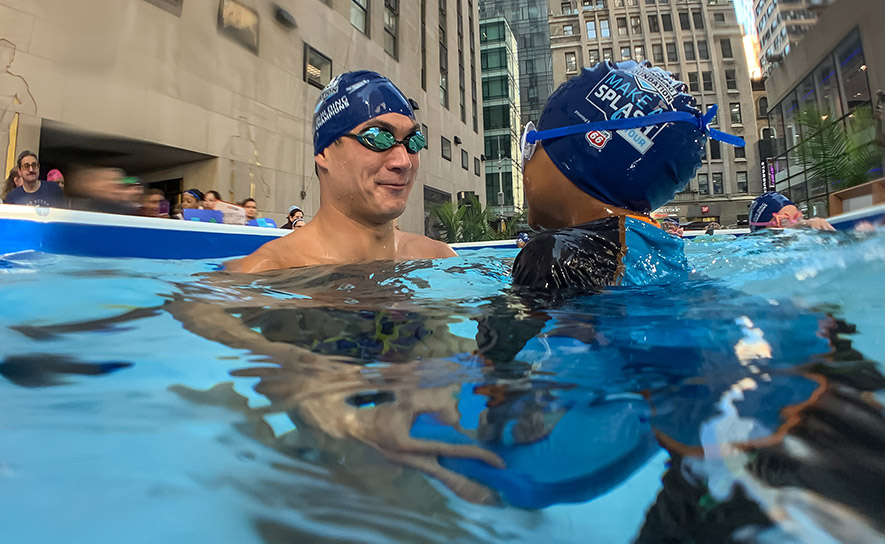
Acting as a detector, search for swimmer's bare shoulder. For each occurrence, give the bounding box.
[395,231,457,260]
[224,234,313,273]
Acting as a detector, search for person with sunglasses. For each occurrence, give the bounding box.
[227,71,454,273]
[3,150,65,208]
[748,191,834,232]
[512,61,743,291]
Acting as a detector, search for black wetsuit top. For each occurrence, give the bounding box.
[512,217,624,292]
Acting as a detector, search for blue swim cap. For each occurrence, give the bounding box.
[536,61,706,213]
[313,70,415,156]
[749,191,794,232]
[517,232,530,243]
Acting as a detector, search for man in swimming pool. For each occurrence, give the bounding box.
[227,71,455,273]
[748,191,834,232]
[511,61,744,291]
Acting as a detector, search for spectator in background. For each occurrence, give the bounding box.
[4,150,64,207]
[141,188,169,218]
[2,166,21,201]
[204,190,222,209]
[46,169,64,190]
[242,197,258,221]
[292,218,305,229]
[182,189,204,210]
[65,166,137,215]
[280,205,304,229]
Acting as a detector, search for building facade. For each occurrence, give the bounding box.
[0,0,485,233]
[479,17,524,215]
[547,0,762,226]
[748,0,831,77]
[764,0,883,217]
[479,0,554,127]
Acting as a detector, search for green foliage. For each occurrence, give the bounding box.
[795,106,882,190]
[429,193,527,243]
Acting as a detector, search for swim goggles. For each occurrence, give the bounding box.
[341,127,427,154]
[520,105,745,169]
[749,208,803,228]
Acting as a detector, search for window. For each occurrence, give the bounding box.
[422,123,429,149]
[736,171,748,193]
[725,69,737,90]
[474,156,481,176]
[439,1,448,108]
[561,1,573,14]
[481,49,505,70]
[652,43,664,63]
[586,20,596,39]
[484,134,510,158]
[384,0,398,58]
[688,72,699,92]
[702,71,713,92]
[720,38,733,59]
[698,173,709,194]
[730,102,742,124]
[483,105,510,130]
[461,149,469,170]
[563,24,574,36]
[678,12,690,31]
[304,45,332,89]
[603,47,613,61]
[565,52,577,72]
[351,0,368,33]
[683,41,695,61]
[482,76,508,100]
[621,46,631,61]
[588,49,599,64]
[697,40,709,60]
[617,17,628,36]
[666,42,678,62]
[631,16,642,35]
[421,0,426,89]
[634,45,645,61]
[441,136,452,161]
[735,145,746,159]
[648,15,659,33]
[757,96,768,118]
[714,12,725,22]
[691,10,704,30]
[661,13,673,31]
[600,19,610,37]
[712,172,723,194]
[710,140,721,160]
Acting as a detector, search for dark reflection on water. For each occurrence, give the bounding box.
[3,248,885,543]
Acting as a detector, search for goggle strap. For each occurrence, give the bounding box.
[525,105,746,148]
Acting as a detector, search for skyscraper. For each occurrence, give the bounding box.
[548,0,763,226]
[743,0,832,76]
[479,0,555,127]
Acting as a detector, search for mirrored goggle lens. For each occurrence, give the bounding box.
[358,128,425,154]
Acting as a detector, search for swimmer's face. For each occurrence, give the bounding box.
[182,193,201,209]
[770,205,802,228]
[316,113,420,225]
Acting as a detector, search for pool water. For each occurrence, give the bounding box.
[1,228,884,543]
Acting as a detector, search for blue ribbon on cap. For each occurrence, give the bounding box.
[525,105,745,148]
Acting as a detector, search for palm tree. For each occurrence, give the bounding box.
[429,193,526,242]
[795,105,882,190]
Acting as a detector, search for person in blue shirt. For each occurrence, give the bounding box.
[3,150,64,207]
[512,61,742,291]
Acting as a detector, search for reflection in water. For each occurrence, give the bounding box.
[3,237,885,542]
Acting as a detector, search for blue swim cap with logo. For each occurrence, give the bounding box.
[313,70,415,156]
[749,191,794,232]
[528,60,741,213]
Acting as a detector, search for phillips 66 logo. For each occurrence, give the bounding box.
[586,130,611,150]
